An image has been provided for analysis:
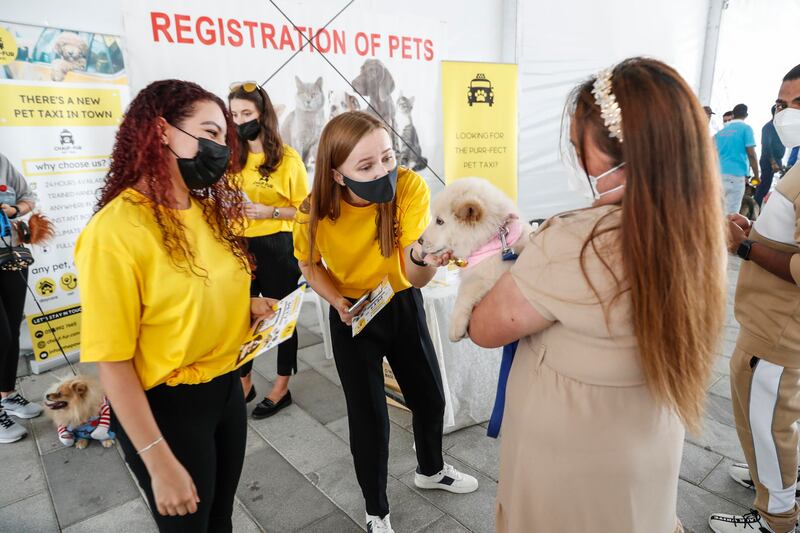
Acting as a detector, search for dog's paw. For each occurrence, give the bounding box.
[75,439,89,450]
[101,439,115,448]
[448,313,469,343]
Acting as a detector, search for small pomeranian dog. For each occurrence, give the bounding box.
[43,375,114,449]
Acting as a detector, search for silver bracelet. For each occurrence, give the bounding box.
[136,436,164,455]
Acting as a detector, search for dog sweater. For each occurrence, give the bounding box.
[57,397,114,446]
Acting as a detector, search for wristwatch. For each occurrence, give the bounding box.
[736,239,754,260]
[8,205,19,219]
[272,207,281,219]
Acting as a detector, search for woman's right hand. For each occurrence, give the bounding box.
[149,452,200,516]
[334,296,363,326]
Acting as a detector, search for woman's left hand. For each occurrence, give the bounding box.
[250,297,278,324]
[244,203,273,220]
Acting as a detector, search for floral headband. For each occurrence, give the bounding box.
[591,68,624,143]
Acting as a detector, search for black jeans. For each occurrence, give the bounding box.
[329,288,446,517]
[240,232,301,377]
[112,370,246,533]
[0,268,27,392]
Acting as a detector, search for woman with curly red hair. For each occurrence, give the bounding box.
[75,79,274,532]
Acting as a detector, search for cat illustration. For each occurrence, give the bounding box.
[281,76,325,169]
[396,95,427,171]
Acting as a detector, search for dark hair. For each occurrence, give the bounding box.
[723,111,734,117]
[783,64,800,82]
[228,85,284,178]
[566,57,726,433]
[98,79,248,275]
[733,103,748,118]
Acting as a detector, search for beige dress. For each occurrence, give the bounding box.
[497,206,684,533]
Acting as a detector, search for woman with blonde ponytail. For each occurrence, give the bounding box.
[468,57,727,532]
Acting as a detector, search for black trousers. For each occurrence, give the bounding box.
[240,232,301,377]
[0,268,27,392]
[329,288,446,517]
[112,370,246,533]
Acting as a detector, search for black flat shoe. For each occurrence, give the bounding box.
[245,385,257,403]
[251,391,292,419]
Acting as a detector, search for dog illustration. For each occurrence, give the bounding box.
[328,90,361,120]
[44,375,115,449]
[51,32,88,82]
[352,59,396,142]
[419,178,532,341]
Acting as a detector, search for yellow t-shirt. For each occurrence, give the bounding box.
[75,189,252,390]
[237,146,309,237]
[293,167,430,299]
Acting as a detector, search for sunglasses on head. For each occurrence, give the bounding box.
[229,81,260,95]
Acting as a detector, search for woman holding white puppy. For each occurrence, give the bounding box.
[469,58,727,532]
[294,111,477,533]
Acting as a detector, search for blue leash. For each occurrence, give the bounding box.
[486,340,518,438]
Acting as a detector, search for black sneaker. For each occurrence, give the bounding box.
[252,391,292,419]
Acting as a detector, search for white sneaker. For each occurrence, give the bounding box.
[2,392,43,419]
[366,513,393,533]
[729,462,800,496]
[0,409,27,443]
[709,509,789,533]
[414,463,479,494]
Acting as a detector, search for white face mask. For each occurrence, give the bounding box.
[567,162,626,200]
[774,107,800,148]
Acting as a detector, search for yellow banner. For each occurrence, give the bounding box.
[0,85,123,127]
[26,303,82,363]
[442,62,518,200]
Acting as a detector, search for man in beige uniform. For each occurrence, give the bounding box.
[710,64,800,533]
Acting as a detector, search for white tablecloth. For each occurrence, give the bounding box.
[422,278,502,433]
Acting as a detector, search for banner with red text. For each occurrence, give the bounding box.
[122,1,445,185]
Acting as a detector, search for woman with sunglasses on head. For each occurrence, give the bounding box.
[295,111,478,533]
[76,79,275,532]
[228,81,309,418]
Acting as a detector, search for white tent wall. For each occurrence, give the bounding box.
[515,0,713,219]
[4,0,723,220]
[710,0,800,160]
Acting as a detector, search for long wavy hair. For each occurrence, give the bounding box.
[304,111,398,261]
[568,57,727,433]
[97,79,248,275]
[228,85,284,178]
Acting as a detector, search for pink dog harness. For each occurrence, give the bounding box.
[463,218,523,269]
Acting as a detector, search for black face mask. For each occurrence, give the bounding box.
[342,166,398,204]
[237,119,260,141]
[167,123,230,190]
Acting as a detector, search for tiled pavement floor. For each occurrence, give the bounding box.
[0,258,756,532]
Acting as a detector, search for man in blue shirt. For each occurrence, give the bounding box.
[755,105,786,206]
[715,103,759,214]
